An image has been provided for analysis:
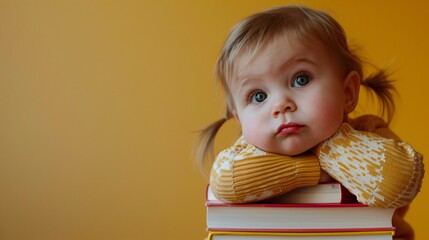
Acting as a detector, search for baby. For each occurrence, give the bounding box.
[197,6,424,239]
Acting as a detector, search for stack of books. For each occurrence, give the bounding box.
[205,183,396,240]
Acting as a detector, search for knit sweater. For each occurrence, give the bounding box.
[210,115,424,239]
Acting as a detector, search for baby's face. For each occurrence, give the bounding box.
[230,36,353,155]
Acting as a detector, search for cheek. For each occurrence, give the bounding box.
[241,118,259,138]
[240,113,265,145]
[307,96,345,131]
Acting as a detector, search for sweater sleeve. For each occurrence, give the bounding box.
[210,137,320,203]
[315,119,424,208]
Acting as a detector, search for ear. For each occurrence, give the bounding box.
[343,71,361,113]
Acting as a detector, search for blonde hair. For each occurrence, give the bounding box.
[196,5,396,175]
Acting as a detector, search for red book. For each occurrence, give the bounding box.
[207,183,357,204]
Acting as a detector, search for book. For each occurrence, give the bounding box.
[207,230,394,240]
[206,201,395,232]
[207,183,357,204]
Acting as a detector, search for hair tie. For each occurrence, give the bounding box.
[225,108,233,120]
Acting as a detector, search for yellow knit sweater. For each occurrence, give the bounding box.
[210,115,424,239]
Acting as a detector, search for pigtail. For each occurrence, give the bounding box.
[195,109,233,178]
[361,69,397,124]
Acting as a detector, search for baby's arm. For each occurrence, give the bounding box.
[209,115,424,206]
[315,115,424,208]
[210,137,320,203]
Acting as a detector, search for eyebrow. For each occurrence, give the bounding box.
[286,56,319,69]
[234,77,258,100]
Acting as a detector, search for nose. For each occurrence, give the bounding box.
[272,98,296,118]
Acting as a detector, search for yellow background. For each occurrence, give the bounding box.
[0,1,428,239]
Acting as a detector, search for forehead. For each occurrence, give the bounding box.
[231,35,335,82]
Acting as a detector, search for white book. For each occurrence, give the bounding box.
[208,231,394,240]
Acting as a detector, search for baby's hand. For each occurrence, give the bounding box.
[319,170,334,183]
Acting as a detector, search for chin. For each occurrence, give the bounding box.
[272,147,309,156]
[280,144,315,156]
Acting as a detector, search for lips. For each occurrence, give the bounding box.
[276,123,304,137]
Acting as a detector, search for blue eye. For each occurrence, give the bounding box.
[292,73,310,87]
[250,91,267,104]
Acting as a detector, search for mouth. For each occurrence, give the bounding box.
[276,123,304,137]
